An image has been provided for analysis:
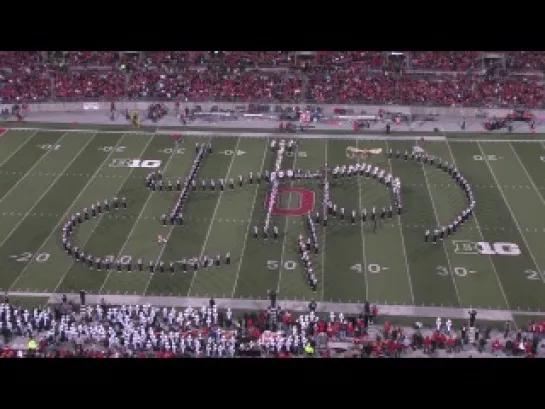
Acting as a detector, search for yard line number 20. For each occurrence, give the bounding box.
[10,252,50,263]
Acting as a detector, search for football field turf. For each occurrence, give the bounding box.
[1,127,545,316]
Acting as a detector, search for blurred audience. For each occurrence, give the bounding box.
[0,51,544,107]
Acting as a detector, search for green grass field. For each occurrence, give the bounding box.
[1,127,545,316]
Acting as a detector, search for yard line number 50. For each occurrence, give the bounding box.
[437,266,476,277]
[267,260,297,270]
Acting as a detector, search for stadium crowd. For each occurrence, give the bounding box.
[0,297,543,358]
[1,51,545,107]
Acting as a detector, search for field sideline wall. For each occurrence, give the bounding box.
[2,101,543,119]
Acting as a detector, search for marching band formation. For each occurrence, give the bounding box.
[387,147,475,243]
[60,193,232,273]
[317,162,403,231]
[61,142,233,274]
[62,136,474,294]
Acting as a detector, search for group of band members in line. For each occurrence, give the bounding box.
[299,213,320,290]
[147,168,328,193]
[147,143,211,229]
[386,148,475,243]
[298,233,319,292]
[313,162,402,232]
[305,213,319,253]
[60,195,233,273]
[270,139,297,153]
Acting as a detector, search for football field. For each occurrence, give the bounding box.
[1,127,545,316]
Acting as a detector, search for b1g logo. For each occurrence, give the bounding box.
[110,159,162,168]
[452,240,521,256]
[265,187,315,216]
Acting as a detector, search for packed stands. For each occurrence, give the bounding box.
[126,69,303,102]
[0,51,544,107]
[506,51,545,71]
[314,51,385,68]
[305,70,397,104]
[396,74,545,108]
[410,51,479,71]
[53,71,126,100]
[0,299,542,358]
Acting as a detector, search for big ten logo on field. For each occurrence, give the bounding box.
[452,240,521,256]
[265,187,315,216]
[109,159,162,168]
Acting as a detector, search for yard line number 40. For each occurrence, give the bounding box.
[350,263,387,274]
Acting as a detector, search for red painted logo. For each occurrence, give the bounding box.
[0,128,6,136]
[266,187,315,216]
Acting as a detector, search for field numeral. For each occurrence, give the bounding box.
[99,146,126,153]
[104,255,132,264]
[10,252,50,263]
[223,150,246,156]
[109,159,162,168]
[524,269,544,281]
[540,156,545,163]
[437,266,476,277]
[473,155,499,161]
[37,144,61,151]
[285,151,307,158]
[350,263,387,274]
[267,260,297,270]
[159,147,185,155]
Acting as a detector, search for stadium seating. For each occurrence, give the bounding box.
[506,51,545,71]
[0,51,544,107]
[126,69,303,102]
[410,51,479,71]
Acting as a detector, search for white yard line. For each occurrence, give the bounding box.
[509,142,545,287]
[276,149,300,295]
[384,140,415,305]
[0,131,71,206]
[0,130,39,167]
[97,136,177,295]
[320,140,328,302]
[0,133,97,261]
[444,140,513,316]
[15,134,135,293]
[230,140,269,298]
[355,139,369,301]
[509,142,545,209]
[420,155,463,307]
[186,136,242,297]
[477,142,544,280]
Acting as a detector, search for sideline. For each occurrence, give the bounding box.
[4,291,538,321]
[6,126,545,142]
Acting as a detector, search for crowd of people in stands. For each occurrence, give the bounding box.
[1,51,545,106]
[0,296,543,358]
